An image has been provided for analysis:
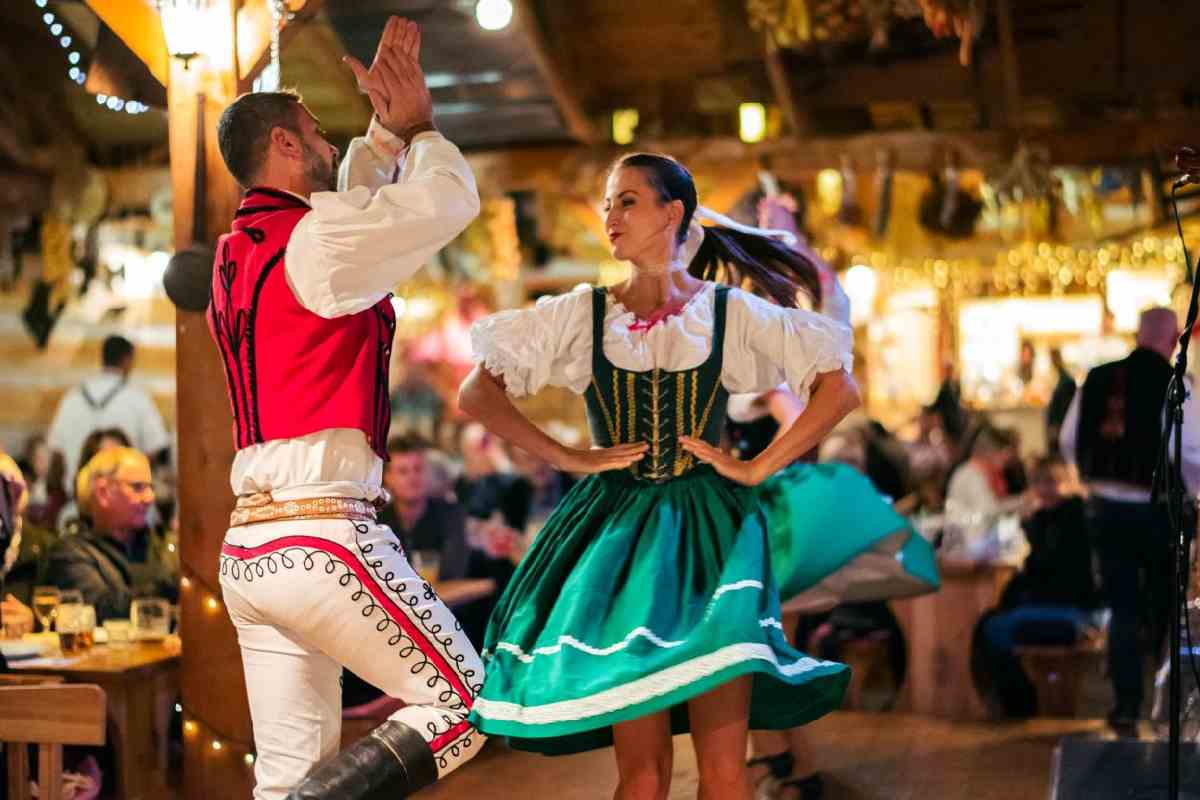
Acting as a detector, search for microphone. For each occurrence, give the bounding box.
[1174,147,1200,190]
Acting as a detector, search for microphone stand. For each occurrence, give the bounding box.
[1161,177,1199,800]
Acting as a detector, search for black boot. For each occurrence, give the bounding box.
[286,721,438,800]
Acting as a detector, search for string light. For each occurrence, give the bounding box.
[178,704,257,768]
[31,0,151,110]
[175,703,183,713]
[206,596,220,612]
[180,576,191,589]
[872,230,1195,299]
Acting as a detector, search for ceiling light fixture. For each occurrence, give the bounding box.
[475,0,513,31]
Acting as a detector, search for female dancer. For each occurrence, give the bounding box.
[458,153,860,799]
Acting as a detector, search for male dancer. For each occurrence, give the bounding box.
[209,18,484,800]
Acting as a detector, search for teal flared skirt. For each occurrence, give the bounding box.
[758,462,940,613]
[468,466,849,755]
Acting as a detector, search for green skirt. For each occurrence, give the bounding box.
[468,466,849,755]
[759,462,940,613]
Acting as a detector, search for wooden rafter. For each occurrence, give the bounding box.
[513,0,598,145]
[83,0,319,91]
[994,0,1022,129]
[82,0,169,87]
[468,116,1200,188]
[763,38,809,138]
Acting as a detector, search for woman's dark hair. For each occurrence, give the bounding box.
[614,153,821,308]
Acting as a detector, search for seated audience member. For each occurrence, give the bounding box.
[47,447,177,622]
[377,434,470,580]
[508,442,575,542]
[976,454,1099,716]
[945,424,1022,517]
[56,427,133,533]
[455,422,533,535]
[17,434,67,531]
[0,451,34,642]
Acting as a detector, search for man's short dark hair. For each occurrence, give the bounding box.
[1031,453,1066,480]
[217,90,305,188]
[101,335,134,368]
[387,433,432,456]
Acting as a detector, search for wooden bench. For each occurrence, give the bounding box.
[1015,635,1105,717]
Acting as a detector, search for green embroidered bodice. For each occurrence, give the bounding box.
[584,286,730,483]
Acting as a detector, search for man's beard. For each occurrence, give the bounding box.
[303,143,336,192]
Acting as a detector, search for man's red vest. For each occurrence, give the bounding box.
[207,187,395,459]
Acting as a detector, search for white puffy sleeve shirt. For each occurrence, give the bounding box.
[229,119,480,500]
[470,282,854,407]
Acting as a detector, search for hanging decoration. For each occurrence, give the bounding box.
[837,154,863,227]
[746,0,814,48]
[859,0,896,50]
[919,150,983,239]
[872,149,895,239]
[253,0,296,92]
[904,0,988,65]
[984,142,1057,240]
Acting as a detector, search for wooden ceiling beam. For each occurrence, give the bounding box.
[994,0,1023,129]
[82,0,168,87]
[763,38,810,137]
[468,116,1200,189]
[514,0,599,145]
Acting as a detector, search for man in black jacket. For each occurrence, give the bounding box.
[46,447,176,622]
[1060,307,1200,731]
[979,455,1098,716]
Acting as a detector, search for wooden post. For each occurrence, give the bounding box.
[994,0,1022,130]
[165,3,253,797]
[763,38,809,138]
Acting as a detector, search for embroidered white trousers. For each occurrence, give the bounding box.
[218,517,486,800]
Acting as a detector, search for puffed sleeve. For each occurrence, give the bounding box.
[469,285,594,397]
[722,289,854,406]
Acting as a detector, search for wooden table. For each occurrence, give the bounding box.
[10,641,180,800]
[891,558,1017,720]
[433,578,496,608]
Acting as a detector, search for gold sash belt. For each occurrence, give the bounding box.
[230,494,378,527]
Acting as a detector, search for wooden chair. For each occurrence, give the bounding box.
[839,631,895,710]
[0,680,106,800]
[1015,633,1106,717]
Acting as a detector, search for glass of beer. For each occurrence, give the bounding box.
[412,550,441,584]
[57,603,85,655]
[32,586,60,633]
[78,605,97,650]
[103,619,133,649]
[131,597,170,640]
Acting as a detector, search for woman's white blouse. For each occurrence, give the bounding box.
[470,282,853,407]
